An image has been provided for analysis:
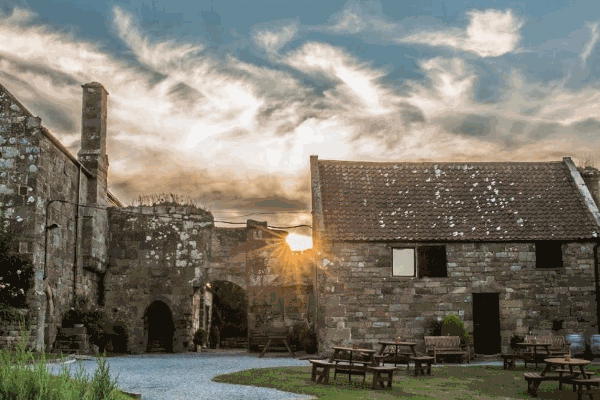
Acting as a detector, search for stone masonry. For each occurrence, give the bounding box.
[105,205,212,353]
[316,240,598,353]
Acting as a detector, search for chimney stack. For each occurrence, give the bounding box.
[78,82,109,205]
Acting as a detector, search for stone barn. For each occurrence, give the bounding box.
[310,155,600,354]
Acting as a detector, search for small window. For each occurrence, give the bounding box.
[392,246,447,277]
[392,248,415,276]
[536,241,563,268]
[418,246,447,278]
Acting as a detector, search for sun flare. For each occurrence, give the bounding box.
[285,233,313,251]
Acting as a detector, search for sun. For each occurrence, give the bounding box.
[285,233,313,251]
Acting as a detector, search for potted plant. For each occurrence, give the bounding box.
[193,328,207,352]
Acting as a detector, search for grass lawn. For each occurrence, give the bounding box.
[213,364,600,400]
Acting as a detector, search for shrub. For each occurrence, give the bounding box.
[110,321,129,354]
[441,314,469,347]
[61,297,113,352]
[428,319,443,336]
[510,334,525,351]
[193,328,206,347]
[287,321,318,354]
[0,228,34,308]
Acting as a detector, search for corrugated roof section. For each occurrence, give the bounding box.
[316,159,600,241]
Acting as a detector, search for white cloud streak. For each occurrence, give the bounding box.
[253,22,299,55]
[580,22,600,68]
[397,9,523,57]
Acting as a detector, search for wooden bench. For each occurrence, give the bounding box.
[374,353,412,369]
[367,366,395,389]
[524,372,560,397]
[571,379,600,400]
[501,354,518,370]
[332,360,370,382]
[410,356,434,376]
[424,336,470,364]
[309,359,334,385]
[549,335,569,357]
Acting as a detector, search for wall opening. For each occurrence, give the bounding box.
[207,280,248,349]
[144,300,175,353]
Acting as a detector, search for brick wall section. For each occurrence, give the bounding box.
[106,205,212,353]
[317,241,598,353]
[0,86,100,351]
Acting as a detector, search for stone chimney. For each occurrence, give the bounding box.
[78,82,109,205]
[579,166,600,210]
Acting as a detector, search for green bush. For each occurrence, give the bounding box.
[428,319,443,336]
[441,314,469,347]
[510,334,525,351]
[287,322,318,354]
[0,227,34,308]
[193,328,206,347]
[61,298,113,352]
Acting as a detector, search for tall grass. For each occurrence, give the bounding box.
[0,326,122,399]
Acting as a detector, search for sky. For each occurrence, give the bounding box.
[1,0,600,240]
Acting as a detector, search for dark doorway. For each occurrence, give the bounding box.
[144,301,175,353]
[473,292,501,355]
[208,281,248,349]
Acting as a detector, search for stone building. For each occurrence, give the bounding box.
[0,81,314,353]
[310,155,600,354]
[0,82,120,351]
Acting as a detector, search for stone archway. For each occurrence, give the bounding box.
[144,300,175,353]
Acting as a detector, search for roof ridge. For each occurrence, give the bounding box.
[318,159,564,165]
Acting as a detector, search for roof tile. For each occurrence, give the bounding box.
[316,159,600,241]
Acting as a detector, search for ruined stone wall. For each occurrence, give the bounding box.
[210,227,248,290]
[247,244,315,333]
[106,206,212,353]
[317,241,598,353]
[0,86,101,351]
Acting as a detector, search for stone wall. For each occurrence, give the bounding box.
[247,243,315,333]
[105,205,212,353]
[0,85,100,351]
[210,227,249,290]
[316,241,598,353]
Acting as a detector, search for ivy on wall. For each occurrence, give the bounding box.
[0,211,34,308]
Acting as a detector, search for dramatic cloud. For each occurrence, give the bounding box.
[397,9,524,57]
[112,6,205,74]
[1,2,600,232]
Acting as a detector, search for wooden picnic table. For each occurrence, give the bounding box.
[524,357,591,397]
[329,346,377,383]
[516,343,551,368]
[376,341,417,368]
[258,335,295,358]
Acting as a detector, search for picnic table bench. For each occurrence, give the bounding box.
[424,336,470,364]
[571,378,600,400]
[309,359,334,384]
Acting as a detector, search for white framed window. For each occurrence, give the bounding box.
[392,246,448,278]
[392,248,415,276]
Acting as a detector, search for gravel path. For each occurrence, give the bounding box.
[47,352,315,400]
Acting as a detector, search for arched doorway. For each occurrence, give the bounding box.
[144,301,175,353]
[206,281,248,349]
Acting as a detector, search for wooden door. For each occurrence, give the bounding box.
[472,293,501,354]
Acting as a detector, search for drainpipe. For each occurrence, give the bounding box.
[595,243,600,335]
[72,165,81,307]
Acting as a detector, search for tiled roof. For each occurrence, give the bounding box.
[315,159,600,241]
